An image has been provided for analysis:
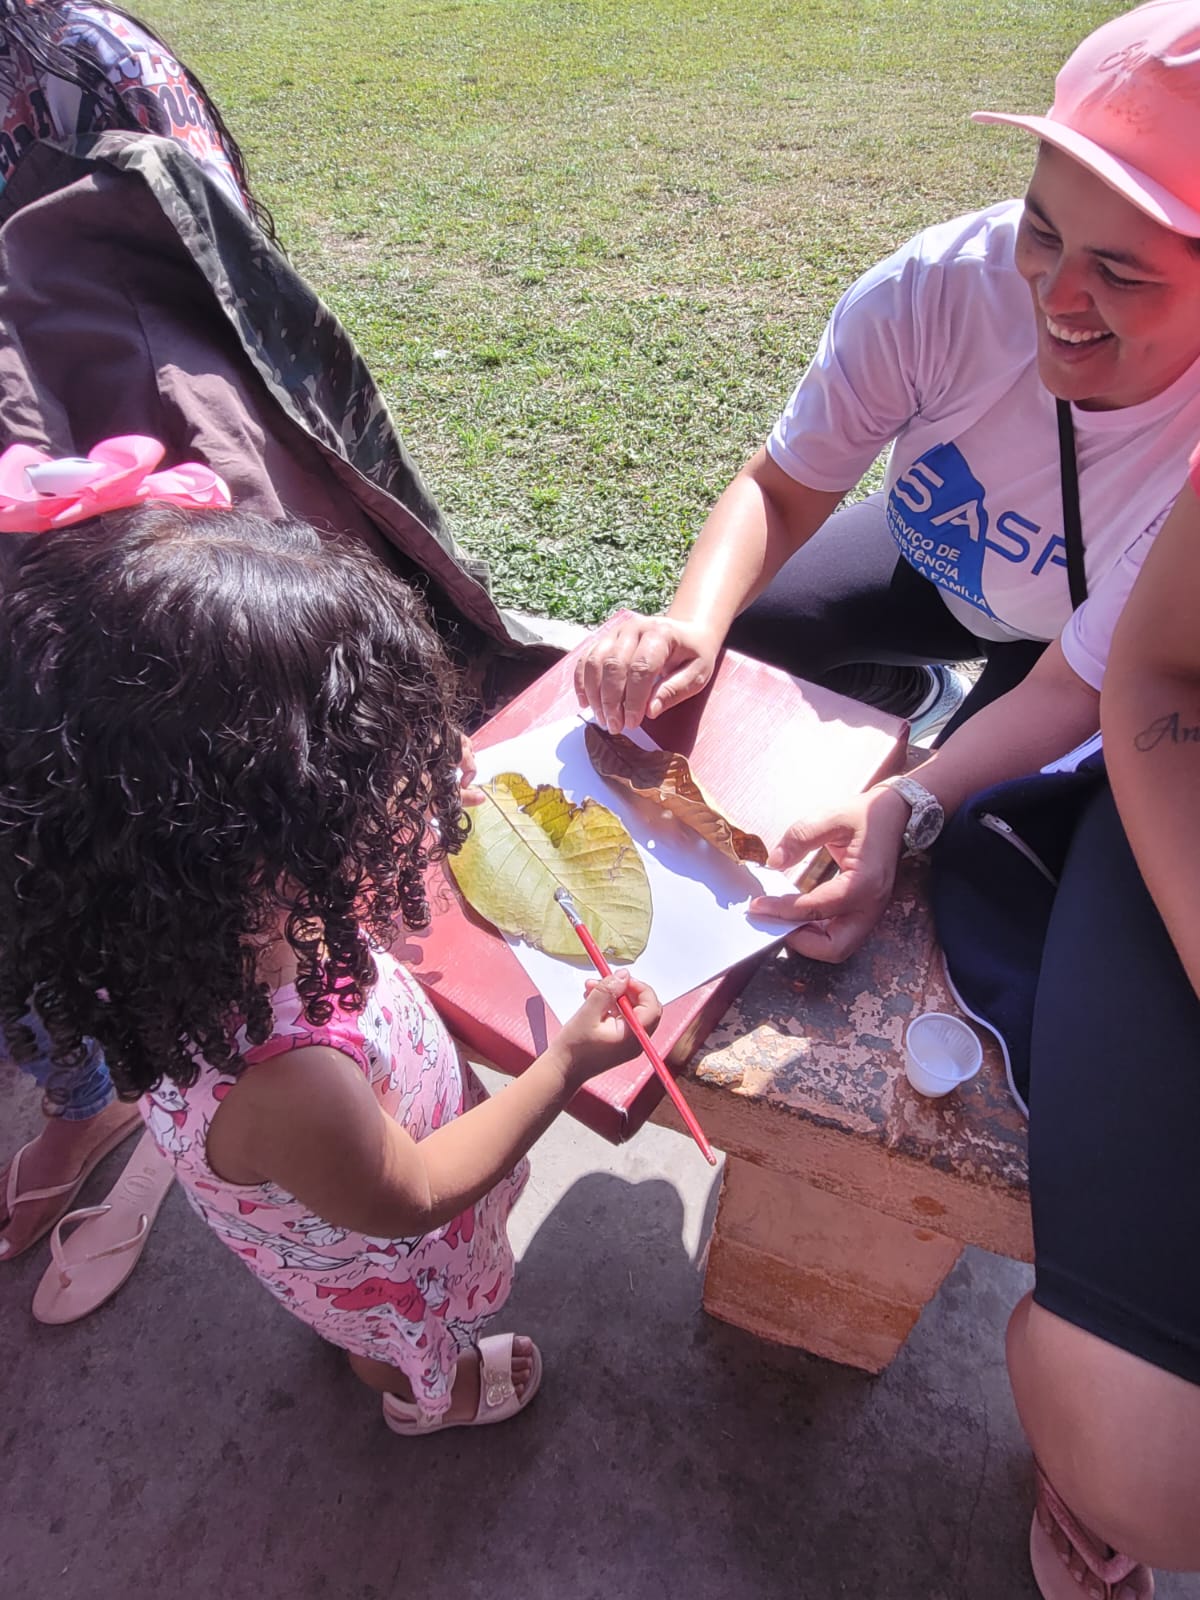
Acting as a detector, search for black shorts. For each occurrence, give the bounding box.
[1029,783,1200,1386]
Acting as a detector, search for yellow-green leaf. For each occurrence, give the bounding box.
[447,771,652,962]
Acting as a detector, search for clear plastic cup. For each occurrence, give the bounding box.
[903,1012,983,1098]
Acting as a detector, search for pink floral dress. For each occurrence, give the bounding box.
[139,952,528,1419]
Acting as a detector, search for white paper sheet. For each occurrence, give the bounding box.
[470,716,803,1023]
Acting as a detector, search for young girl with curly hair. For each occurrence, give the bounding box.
[0,1,276,1264]
[0,476,659,1431]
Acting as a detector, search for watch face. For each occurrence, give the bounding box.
[907,801,944,851]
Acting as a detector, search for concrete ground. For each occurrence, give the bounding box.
[3,1064,1198,1600]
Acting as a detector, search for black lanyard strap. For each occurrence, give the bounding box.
[1056,398,1088,609]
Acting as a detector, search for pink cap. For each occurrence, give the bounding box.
[973,0,1200,236]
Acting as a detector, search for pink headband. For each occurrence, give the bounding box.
[0,436,232,534]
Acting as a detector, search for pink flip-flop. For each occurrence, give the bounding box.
[31,1132,174,1324]
[381,1332,543,1436]
[0,1106,142,1261]
[1030,1462,1154,1600]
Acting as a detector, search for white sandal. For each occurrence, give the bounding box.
[381,1332,542,1435]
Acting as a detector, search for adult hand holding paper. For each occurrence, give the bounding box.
[749,785,911,963]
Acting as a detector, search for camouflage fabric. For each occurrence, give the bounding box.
[0,129,547,658]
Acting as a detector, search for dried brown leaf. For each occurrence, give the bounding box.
[585,724,769,866]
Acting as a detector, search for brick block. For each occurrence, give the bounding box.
[702,1157,963,1372]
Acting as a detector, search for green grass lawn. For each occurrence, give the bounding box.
[143,0,1119,623]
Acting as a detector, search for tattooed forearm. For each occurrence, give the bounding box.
[1134,711,1200,752]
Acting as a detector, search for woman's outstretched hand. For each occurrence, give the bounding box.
[574,614,722,733]
[749,786,911,964]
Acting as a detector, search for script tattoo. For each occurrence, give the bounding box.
[1134,711,1200,752]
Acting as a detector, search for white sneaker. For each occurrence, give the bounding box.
[908,664,974,744]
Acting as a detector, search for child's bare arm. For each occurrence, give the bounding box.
[206,971,660,1238]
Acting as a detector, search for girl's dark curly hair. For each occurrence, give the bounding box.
[0,505,469,1100]
[0,0,276,239]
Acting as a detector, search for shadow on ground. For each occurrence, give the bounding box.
[2,1067,1197,1600]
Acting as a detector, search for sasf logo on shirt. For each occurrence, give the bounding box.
[886,443,1070,622]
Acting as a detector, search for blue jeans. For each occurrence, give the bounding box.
[10,1012,115,1122]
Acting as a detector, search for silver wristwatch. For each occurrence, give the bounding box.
[877,774,945,851]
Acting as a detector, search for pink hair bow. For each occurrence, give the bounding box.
[0,435,232,534]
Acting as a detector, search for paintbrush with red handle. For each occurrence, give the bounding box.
[553,887,717,1166]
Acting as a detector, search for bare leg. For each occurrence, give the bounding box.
[348,1337,537,1424]
[0,1099,141,1258]
[1007,1291,1200,1571]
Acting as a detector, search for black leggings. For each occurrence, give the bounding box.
[1029,783,1200,1385]
[725,493,1046,736]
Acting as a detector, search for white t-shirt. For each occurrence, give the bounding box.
[1058,528,1154,690]
[767,200,1200,679]
[1062,436,1200,690]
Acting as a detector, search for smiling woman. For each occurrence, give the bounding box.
[1016,146,1200,412]
[570,2,1200,1593]
[574,0,1200,745]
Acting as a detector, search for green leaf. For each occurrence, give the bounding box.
[447,771,651,962]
